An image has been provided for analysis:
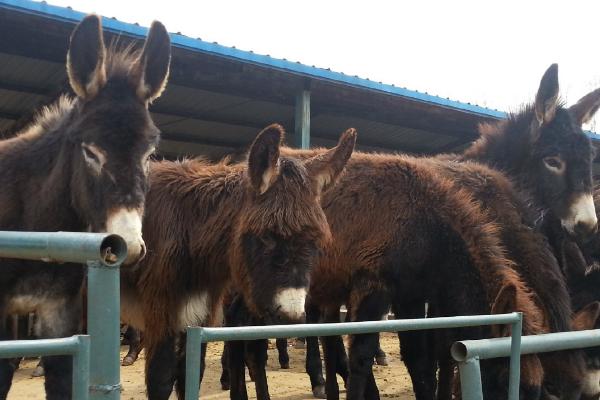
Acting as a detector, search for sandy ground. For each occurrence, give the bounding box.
[8,333,414,399]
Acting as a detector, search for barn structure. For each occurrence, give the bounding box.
[0,0,598,166]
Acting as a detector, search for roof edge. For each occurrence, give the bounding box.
[1,0,599,141]
[0,0,507,119]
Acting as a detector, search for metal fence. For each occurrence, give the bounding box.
[452,328,600,400]
[184,313,523,400]
[0,231,127,400]
[2,232,600,400]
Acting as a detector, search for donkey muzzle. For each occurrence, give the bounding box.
[106,207,145,265]
[562,194,598,239]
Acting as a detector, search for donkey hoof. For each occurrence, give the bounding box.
[220,381,230,391]
[312,385,326,399]
[280,362,290,369]
[122,356,137,366]
[375,355,389,366]
[31,365,45,377]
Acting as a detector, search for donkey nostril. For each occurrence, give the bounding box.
[575,221,598,238]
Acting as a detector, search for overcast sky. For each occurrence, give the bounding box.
[46,0,600,129]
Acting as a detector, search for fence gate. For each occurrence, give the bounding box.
[0,231,127,400]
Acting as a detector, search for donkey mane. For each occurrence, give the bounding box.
[150,157,331,240]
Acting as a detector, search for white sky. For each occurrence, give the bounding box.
[46,0,600,129]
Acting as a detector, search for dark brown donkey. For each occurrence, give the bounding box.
[384,64,599,400]
[255,148,558,400]
[397,159,593,400]
[119,125,356,400]
[0,15,170,400]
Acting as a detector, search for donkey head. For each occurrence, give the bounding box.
[66,15,170,264]
[231,124,356,323]
[529,64,599,238]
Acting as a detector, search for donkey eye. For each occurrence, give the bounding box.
[82,146,99,163]
[543,156,564,173]
[81,143,106,174]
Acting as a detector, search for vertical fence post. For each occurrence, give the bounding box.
[87,260,121,400]
[508,312,522,400]
[458,357,483,400]
[73,335,91,400]
[185,327,204,400]
[294,89,311,149]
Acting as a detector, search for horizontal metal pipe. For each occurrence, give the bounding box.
[0,231,127,266]
[452,329,600,362]
[0,335,85,358]
[191,313,520,342]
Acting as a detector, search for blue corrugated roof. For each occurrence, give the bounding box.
[1,0,599,140]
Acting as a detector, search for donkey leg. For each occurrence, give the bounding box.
[220,341,231,390]
[229,340,249,400]
[146,335,177,400]
[37,293,82,400]
[346,290,390,400]
[436,355,455,400]
[393,301,436,400]
[0,316,17,400]
[305,299,326,398]
[374,335,388,366]
[276,338,290,369]
[122,326,143,366]
[247,339,271,400]
[321,334,341,400]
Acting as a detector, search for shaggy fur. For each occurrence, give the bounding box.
[267,148,548,400]
[120,125,356,400]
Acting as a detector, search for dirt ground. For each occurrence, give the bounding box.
[8,332,414,399]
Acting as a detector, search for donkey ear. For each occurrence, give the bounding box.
[67,14,107,100]
[534,64,560,128]
[571,301,600,331]
[569,88,600,126]
[129,21,171,102]
[491,284,517,337]
[247,124,284,194]
[304,128,357,195]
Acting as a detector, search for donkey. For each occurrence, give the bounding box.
[406,63,600,400]
[0,14,170,399]
[119,125,356,400]
[233,146,564,400]
[395,158,595,400]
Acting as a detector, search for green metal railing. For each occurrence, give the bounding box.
[0,231,127,400]
[452,328,600,400]
[184,312,523,400]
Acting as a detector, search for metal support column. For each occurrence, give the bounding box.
[458,357,483,400]
[88,260,121,400]
[185,327,204,400]
[294,89,311,149]
[508,313,522,400]
[73,335,91,400]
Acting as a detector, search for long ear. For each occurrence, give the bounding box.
[569,88,600,126]
[571,301,600,331]
[129,21,171,102]
[491,283,517,337]
[247,124,284,194]
[534,64,560,128]
[304,128,357,194]
[67,14,107,99]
